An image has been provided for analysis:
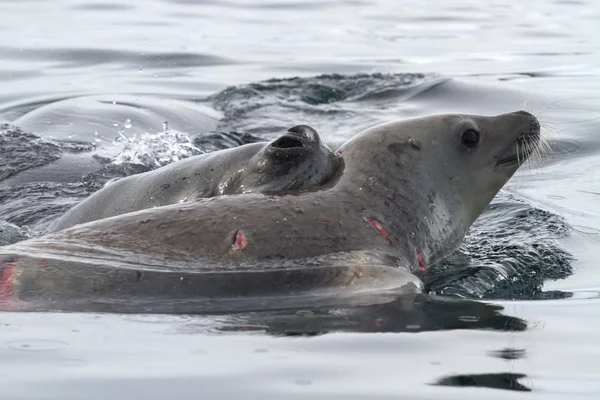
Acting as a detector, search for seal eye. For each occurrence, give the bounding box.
[461,129,480,149]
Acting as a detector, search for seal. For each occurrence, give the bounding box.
[50,124,340,231]
[0,111,541,312]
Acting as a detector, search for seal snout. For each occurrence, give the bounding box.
[287,125,319,143]
[512,110,540,137]
[267,125,323,156]
[494,111,541,168]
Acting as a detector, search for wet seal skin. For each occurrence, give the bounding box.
[50,124,340,231]
[0,111,541,310]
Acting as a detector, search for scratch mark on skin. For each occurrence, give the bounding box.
[316,219,330,229]
[231,230,248,252]
[417,251,426,272]
[362,217,393,245]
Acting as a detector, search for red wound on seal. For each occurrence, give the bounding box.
[362,217,393,245]
[231,230,248,251]
[0,261,16,300]
[417,251,426,272]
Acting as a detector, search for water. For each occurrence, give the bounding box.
[1,0,600,398]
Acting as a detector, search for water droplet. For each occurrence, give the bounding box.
[458,315,480,323]
[5,339,67,352]
[124,119,132,129]
[406,324,421,330]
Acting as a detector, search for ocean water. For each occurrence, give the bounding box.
[1,0,600,398]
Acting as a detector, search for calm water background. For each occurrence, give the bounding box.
[1,0,600,399]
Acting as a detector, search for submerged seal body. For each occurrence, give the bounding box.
[50,124,339,231]
[0,111,541,311]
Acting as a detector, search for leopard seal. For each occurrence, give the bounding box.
[50,124,340,231]
[0,111,541,312]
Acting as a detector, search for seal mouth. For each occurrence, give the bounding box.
[495,127,541,167]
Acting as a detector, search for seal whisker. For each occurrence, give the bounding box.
[286,179,298,190]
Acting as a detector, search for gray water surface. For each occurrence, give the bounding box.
[1,0,600,399]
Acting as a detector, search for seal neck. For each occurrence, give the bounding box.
[334,154,464,269]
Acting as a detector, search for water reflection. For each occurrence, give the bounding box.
[214,294,528,336]
[435,373,531,392]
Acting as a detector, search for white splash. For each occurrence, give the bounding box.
[111,124,204,169]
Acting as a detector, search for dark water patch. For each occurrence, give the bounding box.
[0,182,95,229]
[209,73,429,137]
[0,221,32,246]
[0,126,62,181]
[211,73,428,107]
[435,373,531,392]
[425,192,573,300]
[225,295,528,336]
[489,348,527,360]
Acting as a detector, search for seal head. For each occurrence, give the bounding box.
[336,110,541,264]
[218,124,339,195]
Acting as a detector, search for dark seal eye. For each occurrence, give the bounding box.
[461,129,480,149]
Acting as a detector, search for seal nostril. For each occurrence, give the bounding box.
[271,136,305,149]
